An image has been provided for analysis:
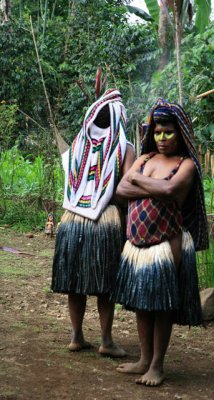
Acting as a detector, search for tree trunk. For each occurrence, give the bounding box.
[158,0,171,70]
[42,0,49,43]
[174,1,183,105]
[19,0,23,21]
[64,0,75,60]
[0,0,11,23]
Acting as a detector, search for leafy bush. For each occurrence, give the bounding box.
[0,103,18,150]
[197,240,214,289]
[0,147,63,230]
[203,176,214,214]
[141,24,214,148]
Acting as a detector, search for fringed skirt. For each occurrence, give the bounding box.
[51,205,124,295]
[111,231,202,326]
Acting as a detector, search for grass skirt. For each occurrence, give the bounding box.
[51,205,124,295]
[111,231,202,326]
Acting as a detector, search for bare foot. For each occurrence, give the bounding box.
[135,368,165,386]
[99,343,126,358]
[68,341,92,352]
[116,360,149,374]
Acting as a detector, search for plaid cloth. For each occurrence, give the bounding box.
[127,152,184,246]
[127,198,183,246]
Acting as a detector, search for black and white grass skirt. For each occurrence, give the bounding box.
[111,231,202,326]
[51,205,124,295]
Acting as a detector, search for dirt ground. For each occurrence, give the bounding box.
[0,229,214,400]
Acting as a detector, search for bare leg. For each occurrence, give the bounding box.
[135,236,181,384]
[117,310,153,374]
[136,311,172,386]
[68,293,91,351]
[97,294,126,358]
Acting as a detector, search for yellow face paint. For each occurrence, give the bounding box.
[154,131,176,142]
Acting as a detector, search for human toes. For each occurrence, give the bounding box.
[68,341,92,352]
[99,344,126,358]
[135,372,165,387]
[116,363,130,372]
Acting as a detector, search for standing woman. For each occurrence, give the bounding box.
[112,98,209,385]
[51,88,135,357]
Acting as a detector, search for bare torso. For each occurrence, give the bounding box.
[141,153,189,268]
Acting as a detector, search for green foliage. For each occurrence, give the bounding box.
[197,240,214,289]
[0,103,18,150]
[144,0,160,23]
[195,0,211,33]
[0,22,43,121]
[0,146,63,200]
[126,5,154,22]
[0,147,63,230]
[0,0,159,230]
[136,24,214,148]
[1,200,46,232]
[54,1,158,141]
[0,0,159,144]
[203,176,214,214]
[0,0,213,238]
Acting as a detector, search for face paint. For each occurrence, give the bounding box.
[154,131,176,142]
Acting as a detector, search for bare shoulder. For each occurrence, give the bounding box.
[122,153,149,175]
[126,142,135,158]
[181,157,196,173]
[122,142,136,174]
[134,153,150,168]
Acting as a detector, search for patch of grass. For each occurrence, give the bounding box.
[197,239,214,289]
[31,326,44,334]
[38,249,54,257]
[0,265,32,278]
[93,337,101,346]
[115,304,123,311]
[0,253,16,262]
[80,351,100,360]
[118,315,126,322]
[0,297,9,305]
[0,264,40,279]
[0,387,19,398]
[48,346,68,355]
[0,252,47,279]
[42,286,53,295]
[40,316,65,332]
[10,321,29,330]
[63,362,76,370]
[188,326,202,336]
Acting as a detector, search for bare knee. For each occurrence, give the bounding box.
[170,234,182,268]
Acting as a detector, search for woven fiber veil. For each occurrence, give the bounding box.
[63,88,127,220]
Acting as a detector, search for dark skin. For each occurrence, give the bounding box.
[68,141,135,356]
[67,103,136,356]
[116,122,196,386]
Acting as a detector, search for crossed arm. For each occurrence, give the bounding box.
[116,154,196,206]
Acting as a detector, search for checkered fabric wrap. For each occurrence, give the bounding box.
[141,98,209,251]
[127,198,183,247]
[127,152,184,246]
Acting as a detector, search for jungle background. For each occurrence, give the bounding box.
[0,0,213,284]
[0,1,214,399]
[0,0,213,227]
